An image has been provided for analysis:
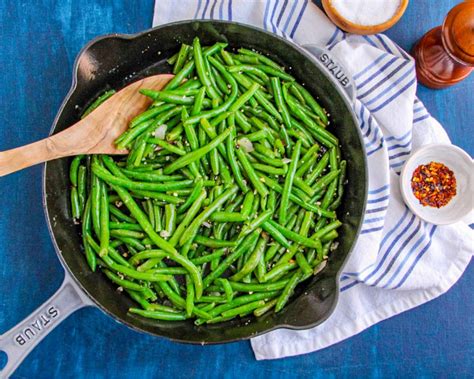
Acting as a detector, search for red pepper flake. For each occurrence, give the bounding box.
[411,161,456,208]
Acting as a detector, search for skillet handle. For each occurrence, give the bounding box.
[0,275,93,377]
[302,44,356,103]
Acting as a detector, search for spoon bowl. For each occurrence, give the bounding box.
[0,74,174,177]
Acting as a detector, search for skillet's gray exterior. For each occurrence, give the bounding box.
[44,20,367,343]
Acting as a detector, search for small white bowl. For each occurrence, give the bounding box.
[400,143,473,225]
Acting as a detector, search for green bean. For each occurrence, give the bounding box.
[262,261,297,283]
[126,290,153,311]
[329,160,346,210]
[253,163,287,176]
[279,140,301,224]
[193,37,220,100]
[170,188,207,246]
[93,163,193,193]
[295,253,312,276]
[227,124,249,193]
[86,234,131,268]
[69,155,84,186]
[163,126,233,174]
[194,235,237,248]
[239,209,273,238]
[129,308,187,321]
[254,298,278,317]
[275,271,302,312]
[266,219,321,250]
[173,43,191,74]
[190,250,226,265]
[257,64,294,81]
[177,79,202,91]
[238,48,283,71]
[261,221,291,249]
[162,203,176,237]
[167,52,178,65]
[82,197,97,271]
[148,138,186,155]
[291,82,328,125]
[104,269,150,292]
[191,87,206,116]
[259,173,336,218]
[306,151,330,186]
[110,229,145,239]
[185,275,194,317]
[296,144,320,177]
[179,185,238,246]
[131,190,184,204]
[210,211,247,223]
[71,187,81,219]
[235,148,268,198]
[240,191,254,218]
[130,104,175,128]
[230,82,260,112]
[230,235,267,281]
[202,229,260,288]
[232,72,282,122]
[164,60,195,91]
[221,300,265,318]
[251,151,285,168]
[312,170,340,195]
[98,183,110,257]
[81,90,115,118]
[270,77,292,130]
[214,279,232,301]
[228,65,270,82]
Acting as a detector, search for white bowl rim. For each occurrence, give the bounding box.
[400,143,473,225]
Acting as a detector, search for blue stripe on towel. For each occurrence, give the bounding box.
[371,76,417,112]
[353,53,389,80]
[362,214,417,283]
[356,57,398,90]
[201,0,210,17]
[210,0,218,18]
[276,0,288,27]
[270,0,280,33]
[360,226,385,235]
[290,0,308,38]
[367,195,390,204]
[385,129,411,142]
[358,60,409,99]
[413,114,430,123]
[193,0,202,18]
[365,68,414,107]
[283,0,299,34]
[392,225,437,289]
[371,219,423,286]
[368,184,390,195]
[218,0,224,19]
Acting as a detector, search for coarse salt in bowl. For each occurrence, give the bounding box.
[322,0,409,34]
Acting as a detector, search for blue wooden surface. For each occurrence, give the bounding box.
[0,1,472,377]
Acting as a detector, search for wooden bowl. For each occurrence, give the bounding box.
[322,0,409,34]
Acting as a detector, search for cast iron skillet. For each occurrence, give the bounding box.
[0,20,367,376]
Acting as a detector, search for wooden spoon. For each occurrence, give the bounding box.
[0,74,174,177]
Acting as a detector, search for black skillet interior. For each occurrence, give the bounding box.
[44,20,367,344]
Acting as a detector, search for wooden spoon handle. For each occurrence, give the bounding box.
[0,138,65,177]
[0,119,105,177]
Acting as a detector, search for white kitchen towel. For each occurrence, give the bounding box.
[153,0,474,359]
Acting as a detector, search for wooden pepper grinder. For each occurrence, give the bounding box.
[412,0,474,89]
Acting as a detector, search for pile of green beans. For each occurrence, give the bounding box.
[69,38,346,324]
